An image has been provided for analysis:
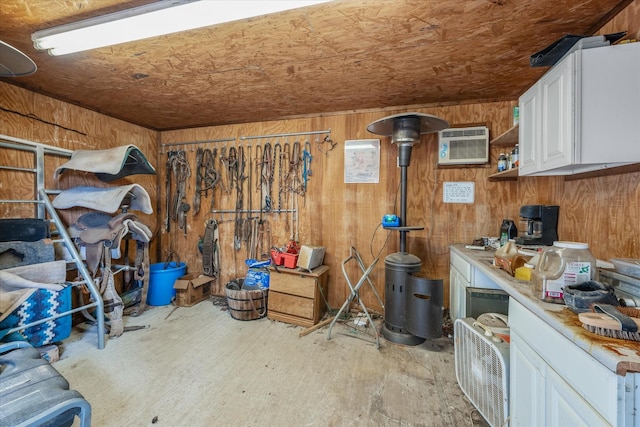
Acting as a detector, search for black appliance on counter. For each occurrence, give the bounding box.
[516,204,559,246]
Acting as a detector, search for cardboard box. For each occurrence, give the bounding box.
[296,245,326,271]
[173,274,214,307]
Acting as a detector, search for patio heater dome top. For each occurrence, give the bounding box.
[366,112,449,144]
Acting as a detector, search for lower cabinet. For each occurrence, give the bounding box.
[449,251,471,322]
[449,250,504,323]
[449,264,468,323]
[509,298,617,426]
[267,265,329,327]
[510,331,608,426]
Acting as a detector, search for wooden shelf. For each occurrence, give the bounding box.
[490,124,519,146]
[382,225,424,231]
[488,168,518,181]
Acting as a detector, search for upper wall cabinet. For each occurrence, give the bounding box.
[519,42,640,176]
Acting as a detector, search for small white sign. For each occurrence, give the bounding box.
[443,182,475,203]
[344,139,380,184]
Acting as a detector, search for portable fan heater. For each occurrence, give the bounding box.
[367,112,449,345]
[454,318,510,427]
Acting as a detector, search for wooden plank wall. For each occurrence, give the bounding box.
[0,83,160,259]
[1,1,638,314]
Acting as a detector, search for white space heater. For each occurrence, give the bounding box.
[454,318,509,427]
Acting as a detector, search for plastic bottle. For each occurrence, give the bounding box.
[511,145,519,168]
[494,239,521,274]
[500,219,517,246]
[532,241,597,304]
[497,153,507,172]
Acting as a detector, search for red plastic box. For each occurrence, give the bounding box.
[281,253,299,269]
[270,249,284,266]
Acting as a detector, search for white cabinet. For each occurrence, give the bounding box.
[509,298,619,426]
[509,331,545,426]
[510,331,608,426]
[449,251,502,322]
[449,252,470,322]
[519,42,640,176]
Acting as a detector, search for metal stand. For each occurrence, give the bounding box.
[327,247,385,349]
[366,113,448,346]
[0,134,106,349]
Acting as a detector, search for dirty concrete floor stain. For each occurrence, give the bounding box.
[54,301,490,426]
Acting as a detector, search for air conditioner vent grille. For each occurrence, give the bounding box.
[438,126,489,165]
[441,128,488,138]
[449,139,488,160]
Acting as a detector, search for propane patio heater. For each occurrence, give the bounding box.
[367,112,449,345]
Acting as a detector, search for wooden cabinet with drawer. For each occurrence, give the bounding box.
[267,265,329,327]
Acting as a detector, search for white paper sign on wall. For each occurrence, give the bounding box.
[443,182,475,203]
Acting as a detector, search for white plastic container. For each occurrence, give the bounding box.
[532,241,596,304]
[610,258,640,279]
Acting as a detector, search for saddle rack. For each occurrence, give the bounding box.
[0,134,106,349]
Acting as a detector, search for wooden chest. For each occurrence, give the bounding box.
[267,265,329,327]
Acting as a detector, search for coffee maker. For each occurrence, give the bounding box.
[516,205,559,246]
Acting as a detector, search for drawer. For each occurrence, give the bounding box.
[269,272,316,298]
[269,291,314,319]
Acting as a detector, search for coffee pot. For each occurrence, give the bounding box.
[515,204,559,246]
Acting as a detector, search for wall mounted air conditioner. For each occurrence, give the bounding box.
[438,126,489,165]
[454,317,509,427]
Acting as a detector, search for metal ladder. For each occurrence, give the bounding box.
[0,134,106,349]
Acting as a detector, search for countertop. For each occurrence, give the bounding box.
[450,244,640,375]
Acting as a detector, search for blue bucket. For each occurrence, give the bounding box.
[147,262,187,306]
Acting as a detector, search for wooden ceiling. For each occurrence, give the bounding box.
[0,0,631,131]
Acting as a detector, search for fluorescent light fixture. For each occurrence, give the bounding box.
[32,0,331,56]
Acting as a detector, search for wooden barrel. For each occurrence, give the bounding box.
[225,279,268,321]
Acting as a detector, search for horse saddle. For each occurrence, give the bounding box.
[69,212,152,274]
[54,145,156,182]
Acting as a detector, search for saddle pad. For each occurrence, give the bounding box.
[0,260,67,324]
[0,240,54,270]
[0,285,72,346]
[54,145,156,182]
[0,219,50,243]
[52,184,153,214]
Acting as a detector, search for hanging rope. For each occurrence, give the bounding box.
[260,142,273,212]
[194,147,220,215]
[202,219,220,280]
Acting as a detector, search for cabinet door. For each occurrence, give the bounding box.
[545,367,609,427]
[510,331,546,427]
[518,82,541,175]
[449,266,467,322]
[540,55,575,171]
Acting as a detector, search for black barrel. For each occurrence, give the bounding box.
[381,252,426,345]
[405,275,443,339]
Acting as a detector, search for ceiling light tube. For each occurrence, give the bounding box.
[32,0,331,56]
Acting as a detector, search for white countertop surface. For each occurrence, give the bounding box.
[450,244,640,375]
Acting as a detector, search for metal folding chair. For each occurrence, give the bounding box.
[327,246,385,348]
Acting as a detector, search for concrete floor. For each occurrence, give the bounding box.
[54,299,489,426]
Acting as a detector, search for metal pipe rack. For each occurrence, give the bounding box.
[0,134,106,349]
